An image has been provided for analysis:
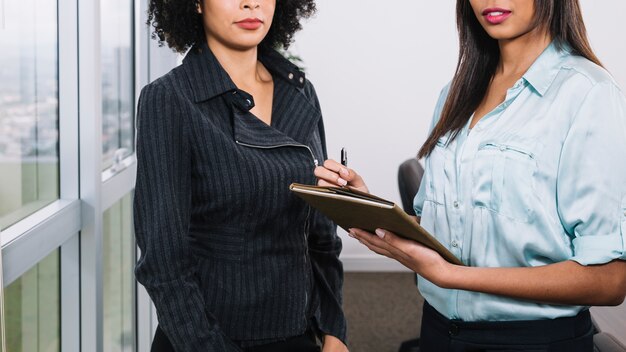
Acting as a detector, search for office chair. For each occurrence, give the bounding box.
[395,157,626,352]
[397,157,424,352]
[594,332,626,352]
[397,157,424,216]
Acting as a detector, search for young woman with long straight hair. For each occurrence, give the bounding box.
[315,0,626,350]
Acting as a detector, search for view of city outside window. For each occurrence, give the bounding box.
[101,0,134,171]
[4,249,60,352]
[0,0,59,230]
[103,193,135,352]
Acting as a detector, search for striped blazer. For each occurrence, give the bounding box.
[133,43,346,351]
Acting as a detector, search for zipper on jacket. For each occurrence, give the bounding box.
[303,203,312,325]
[235,139,317,325]
[235,140,319,167]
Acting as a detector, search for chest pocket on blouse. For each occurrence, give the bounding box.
[471,141,537,222]
[425,135,451,205]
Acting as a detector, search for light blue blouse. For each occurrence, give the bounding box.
[413,42,626,321]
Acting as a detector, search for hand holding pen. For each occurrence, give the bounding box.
[313,147,369,193]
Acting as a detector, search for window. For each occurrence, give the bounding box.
[0,0,59,230]
[103,193,135,351]
[101,0,134,171]
[4,250,60,352]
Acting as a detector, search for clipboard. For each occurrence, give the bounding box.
[289,183,464,266]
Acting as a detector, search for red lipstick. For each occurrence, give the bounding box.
[482,8,512,25]
[235,18,263,30]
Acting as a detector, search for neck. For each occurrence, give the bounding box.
[497,28,552,76]
[206,37,268,88]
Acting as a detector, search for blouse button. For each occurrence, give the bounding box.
[288,73,294,80]
[499,145,506,151]
[451,241,459,248]
[453,201,459,208]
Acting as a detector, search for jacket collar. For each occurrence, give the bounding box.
[232,78,322,147]
[258,46,307,89]
[182,42,319,147]
[182,42,306,103]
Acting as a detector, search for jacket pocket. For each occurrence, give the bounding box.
[472,142,537,222]
[189,225,247,261]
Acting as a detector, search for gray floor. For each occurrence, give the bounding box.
[343,272,424,352]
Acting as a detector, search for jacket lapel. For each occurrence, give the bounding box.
[181,43,322,148]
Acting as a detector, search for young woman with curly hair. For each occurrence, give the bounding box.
[133,1,348,351]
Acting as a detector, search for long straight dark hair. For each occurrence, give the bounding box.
[418,0,602,158]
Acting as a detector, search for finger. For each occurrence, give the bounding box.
[350,230,417,271]
[351,228,413,262]
[349,228,401,257]
[323,159,346,173]
[314,166,348,186]
[351,235,395,258]
[323,159,352,179]
[318,179,339,187]
[323,160,360,184]
[374,228,430,258]
[377,229,447,267]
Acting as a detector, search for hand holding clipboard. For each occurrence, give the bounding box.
[290,183,464,266]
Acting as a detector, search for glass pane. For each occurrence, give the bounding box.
[103,193,135,352]
[0,0,59,230]
[101,0,134,170]
[5,249,61,352]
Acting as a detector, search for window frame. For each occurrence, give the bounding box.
[1,0,177,350]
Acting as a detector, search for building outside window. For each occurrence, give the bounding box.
[101,0,134,171]
[103,193,136,352]
[4,250,60,352]
[0,0,59,231]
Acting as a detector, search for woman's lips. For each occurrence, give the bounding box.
[235,18,263,30]
[482,8,512,25]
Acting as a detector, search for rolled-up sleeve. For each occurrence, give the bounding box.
[557,81,626,265]
[134,82,238,351]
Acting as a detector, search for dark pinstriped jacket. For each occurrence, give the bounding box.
[133,42,346,352]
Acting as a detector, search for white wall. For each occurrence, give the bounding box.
[292,0,626,271]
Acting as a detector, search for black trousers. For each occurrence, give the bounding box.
[419,301,594,352]
[151,325,320,352]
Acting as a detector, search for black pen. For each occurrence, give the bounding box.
[341,147,348,167]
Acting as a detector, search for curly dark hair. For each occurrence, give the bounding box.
[147,0,317,53]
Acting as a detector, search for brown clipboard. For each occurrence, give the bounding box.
[289,183,464,266]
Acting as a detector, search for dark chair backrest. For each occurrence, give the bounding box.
[397,158,424,216]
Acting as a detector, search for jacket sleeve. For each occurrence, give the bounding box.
[305,82,348,344]
[133,82,240,352]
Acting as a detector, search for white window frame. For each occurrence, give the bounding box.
[1,0,177,350]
